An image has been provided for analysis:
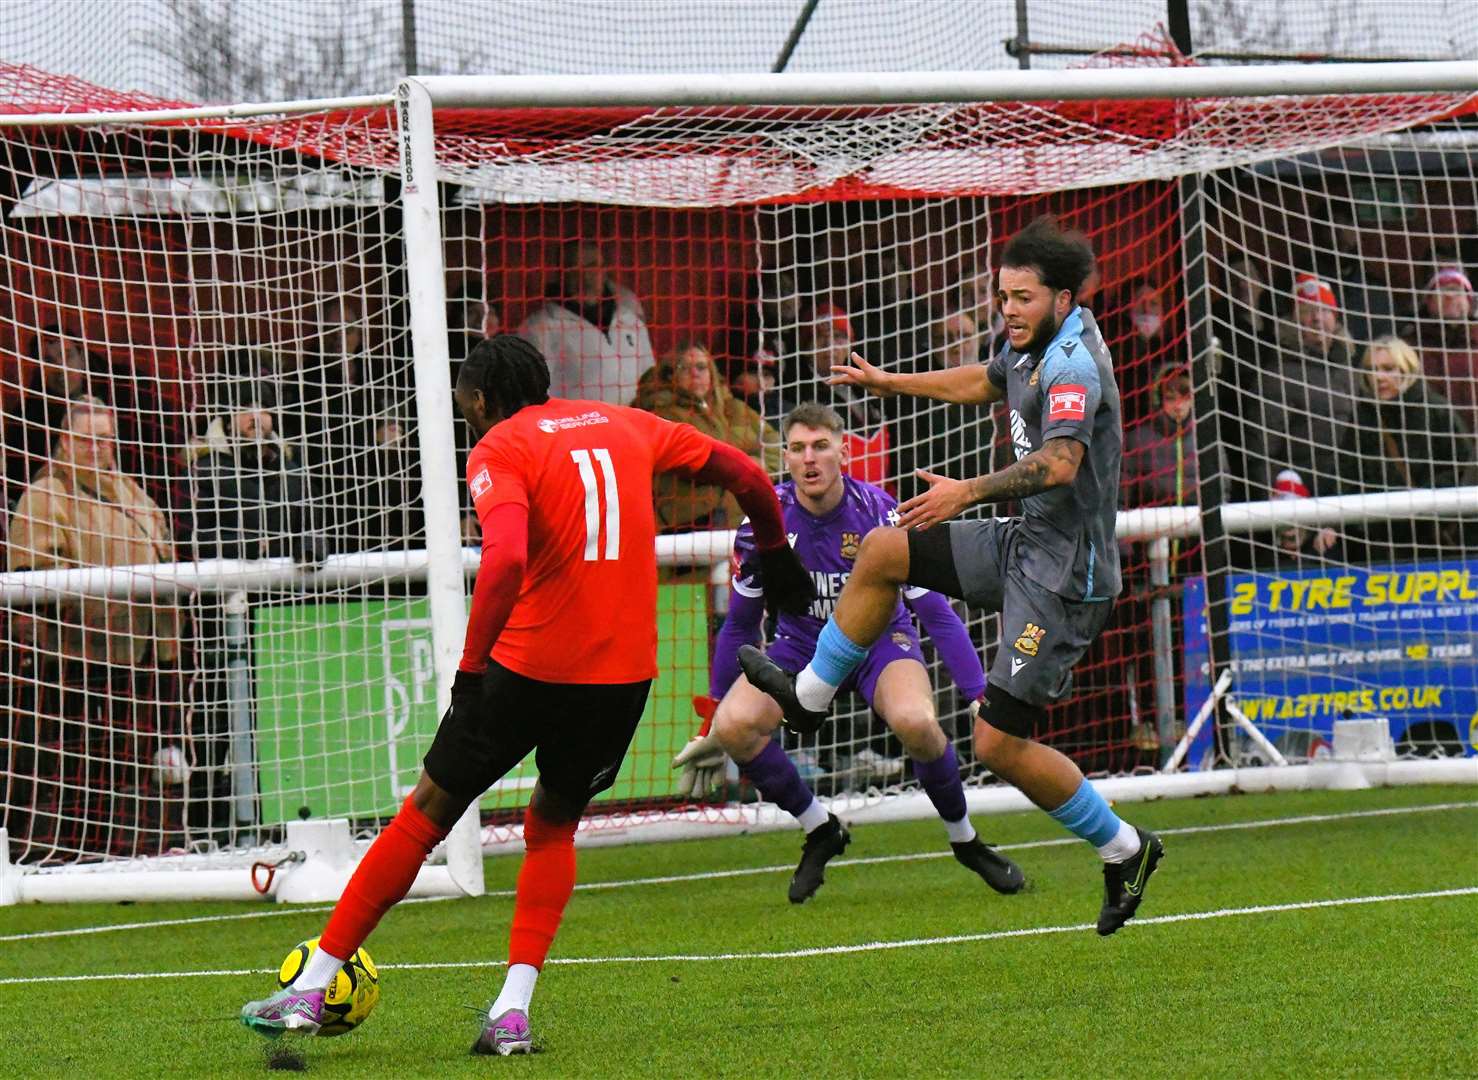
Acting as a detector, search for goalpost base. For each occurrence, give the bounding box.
[0,816,483,906]
[479,757,1478,855]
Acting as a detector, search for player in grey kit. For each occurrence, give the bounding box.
[741,218,1165,935]
[675,402,1023,903]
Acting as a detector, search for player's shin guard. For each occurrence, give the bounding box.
[912,743,974,842]
[318,794,448,962]
[507,806,579,970]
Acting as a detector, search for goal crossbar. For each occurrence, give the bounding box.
[410,61,1478,110]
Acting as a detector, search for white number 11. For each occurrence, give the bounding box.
[570,448,619,561]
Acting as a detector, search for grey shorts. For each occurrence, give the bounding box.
[909,519,1113,707]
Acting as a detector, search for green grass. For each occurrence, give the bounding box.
[2,784,1476,1078]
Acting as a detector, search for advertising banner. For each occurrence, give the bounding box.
[1182,562,1478,768]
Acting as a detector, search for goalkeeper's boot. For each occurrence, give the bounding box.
[471,1007,533,1056]
[951,837,1026,895]
[1097,827,1165,936]
[239,986,325,1037]
[738,645,828,736]
[788,813,850,904]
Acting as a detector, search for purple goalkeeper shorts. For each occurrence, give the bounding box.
[765,624,923,709]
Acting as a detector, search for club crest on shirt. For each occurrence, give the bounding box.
[1013,622,1046,657]
[1028,364,1041,387]
[840,531,861,560]
[469,466,493,500]
[891,631,912,652]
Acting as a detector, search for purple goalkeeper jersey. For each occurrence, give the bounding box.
[711,477,985,700]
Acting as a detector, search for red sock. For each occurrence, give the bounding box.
[319,795,448,959]
[507,806,578,969]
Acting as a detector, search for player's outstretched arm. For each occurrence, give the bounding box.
[829,351,1002,406]
[905,589,986,700]
[897,437,1085,530]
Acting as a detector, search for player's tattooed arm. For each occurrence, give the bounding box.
[967,438,1084,503]
[897,438,1083,530]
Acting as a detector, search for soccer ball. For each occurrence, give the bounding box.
[277,937,380,1037]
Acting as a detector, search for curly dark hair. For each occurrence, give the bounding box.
[457,334,550,416]
[1001,217,1097,299]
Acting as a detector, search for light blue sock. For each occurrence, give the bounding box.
[1046,779,1123,848]
[811,619,868,686]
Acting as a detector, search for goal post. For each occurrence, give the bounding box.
[2,56,1477,902]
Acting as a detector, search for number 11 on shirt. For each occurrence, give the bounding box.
[571,448,620,561]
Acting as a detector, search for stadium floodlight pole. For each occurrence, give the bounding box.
[394,77,484,899]
[411,61,1478,109]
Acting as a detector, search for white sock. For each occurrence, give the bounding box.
[1096,820,1143,864]
[795,665,839,712]
[491,963,539,1018]
[796,798,830,833]
[294,945,348,992]
[943,815,976,845]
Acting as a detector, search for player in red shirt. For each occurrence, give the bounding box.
[242,335,812,1054]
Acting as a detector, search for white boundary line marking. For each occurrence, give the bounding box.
[2,800,1474,945]
[3,886,1475,986]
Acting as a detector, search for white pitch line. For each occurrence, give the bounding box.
[2,885,1475,986]
[3,800,1474,944]
[491,799,1478,898]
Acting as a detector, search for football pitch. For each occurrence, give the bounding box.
[1,784,1475,1078]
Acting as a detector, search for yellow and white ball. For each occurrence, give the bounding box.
[277,937,380,1037]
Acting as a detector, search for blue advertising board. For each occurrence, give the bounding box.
[1182,562,1478,768]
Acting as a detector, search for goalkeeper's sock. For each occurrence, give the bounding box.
[795,620,868,712]
[490,963,538,1019]
[737,740,828,832]
[507,805,578,971]
[912,744,976,844]
[1046,779,1142,862]
[311,794,448,985]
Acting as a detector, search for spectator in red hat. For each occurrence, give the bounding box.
[1260,467,1338,567]
[1413,265,1478,432]
[1287,273,1354,361]
[1251,272,1384,498]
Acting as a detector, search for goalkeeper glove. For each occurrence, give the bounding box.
[757,544,816,615]
[672,695,729,800]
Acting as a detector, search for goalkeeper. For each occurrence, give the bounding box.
[674,402,1023,903]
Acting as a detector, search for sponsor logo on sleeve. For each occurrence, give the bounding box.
[469,466,493,501]
[1047,385,1087,421]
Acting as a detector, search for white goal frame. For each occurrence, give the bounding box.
[3,60,1477,902]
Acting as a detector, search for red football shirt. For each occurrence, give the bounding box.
[465,398,713,684]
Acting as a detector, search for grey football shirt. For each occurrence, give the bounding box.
[985,306,1122,601]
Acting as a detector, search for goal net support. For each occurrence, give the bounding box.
[2,55,1476,901]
